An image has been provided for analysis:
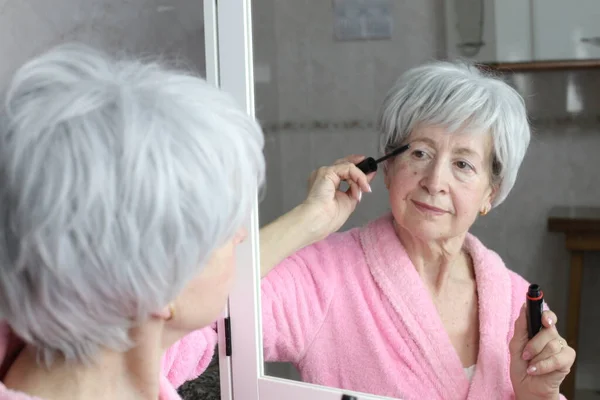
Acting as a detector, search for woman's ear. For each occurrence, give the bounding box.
[481,183,498,215]
[488,182,499,205]
[151,304,174,321]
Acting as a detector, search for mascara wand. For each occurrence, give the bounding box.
[355,143,410,174]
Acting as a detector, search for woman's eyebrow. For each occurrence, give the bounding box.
[454,147,483,160]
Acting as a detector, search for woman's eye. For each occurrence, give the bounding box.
[412,150,426,158]
[455,160,473,170]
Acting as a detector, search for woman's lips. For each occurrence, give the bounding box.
[411,200,448,216]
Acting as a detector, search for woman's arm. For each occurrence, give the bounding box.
[259,204,325,278]
[260,155,374,278]
[261,233,351,363]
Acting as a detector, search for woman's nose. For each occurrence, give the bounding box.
[420,163,449,195]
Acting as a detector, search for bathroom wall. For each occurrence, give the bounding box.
[0,0,205,87]
[255,0,600,390]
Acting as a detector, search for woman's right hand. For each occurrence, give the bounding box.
[301,155,376,240]
[259,155,376,278]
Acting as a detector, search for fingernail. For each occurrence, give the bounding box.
[522,351,531,361]
[367,184,372,193]
[527,365,537,374]
[547,318,553,326]
[358,191,362,202]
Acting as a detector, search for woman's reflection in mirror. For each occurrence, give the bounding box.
[259,61,575,400]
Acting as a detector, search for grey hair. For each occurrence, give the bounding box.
[0,43,265,364]
[377,60,530,207]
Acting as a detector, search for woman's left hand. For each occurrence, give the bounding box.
[509,304,576,400]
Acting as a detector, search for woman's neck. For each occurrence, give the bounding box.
[3,324,166,400]
[393,222,473,292]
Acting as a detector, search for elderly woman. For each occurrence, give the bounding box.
[260,62,576,399]
[0,44,264,399]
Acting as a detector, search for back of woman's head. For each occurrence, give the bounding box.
[0,43,265,364]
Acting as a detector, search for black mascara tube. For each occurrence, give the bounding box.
[526,284,544,340]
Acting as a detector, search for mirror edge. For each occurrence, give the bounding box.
[203,2,236,399]
[259,377,400,400]
[217,1,261,400]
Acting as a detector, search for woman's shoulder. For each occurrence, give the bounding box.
[161,325,218,389]
[275,216,389,279]
[295,225,364,261]
[298,214,396,259]
[465,233,531,294]
[506,268,531,293]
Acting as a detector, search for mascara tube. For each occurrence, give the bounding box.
[526,284,544,340]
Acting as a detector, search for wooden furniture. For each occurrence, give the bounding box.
[547,206,600,400]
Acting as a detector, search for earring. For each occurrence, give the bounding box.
[166,303,175,321]
[479,206,489,216]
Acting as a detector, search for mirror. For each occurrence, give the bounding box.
[252,1,600,399]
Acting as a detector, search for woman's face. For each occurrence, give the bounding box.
[385,124,496,242]
[169,227,247,334]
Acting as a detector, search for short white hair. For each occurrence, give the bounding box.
[377,61,530,207]
[0,43,265,364]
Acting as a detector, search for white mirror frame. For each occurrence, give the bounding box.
[203,1,235,399]
[217,1,397,399]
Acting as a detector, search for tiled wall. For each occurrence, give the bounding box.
[255,0,600,389]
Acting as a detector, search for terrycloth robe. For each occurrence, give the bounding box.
[261,214,562,399]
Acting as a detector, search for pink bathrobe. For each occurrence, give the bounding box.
[0,323,217,399]
[0,214,566,399]
[262,214,564,399]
